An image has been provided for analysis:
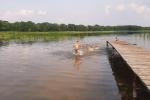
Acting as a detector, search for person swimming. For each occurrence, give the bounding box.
[73,40,81,54]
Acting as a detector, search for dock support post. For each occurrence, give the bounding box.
[106,41,109,48]
[133,75,137,99]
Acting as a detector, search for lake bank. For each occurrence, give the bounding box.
[0,31,150,41]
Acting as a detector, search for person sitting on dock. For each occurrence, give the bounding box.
[73,40,81,54]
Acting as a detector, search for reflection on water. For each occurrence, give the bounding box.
[0,32,149,100]
[137,33,150,41]
[120,33,150,49]
[0,40,9,47]
[74,55,81,70]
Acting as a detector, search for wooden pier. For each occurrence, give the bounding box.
[107,40,150,91]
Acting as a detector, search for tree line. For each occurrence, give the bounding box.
[0,20,150,32]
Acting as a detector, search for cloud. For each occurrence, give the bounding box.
[0,11,15,20]
[0,9,34,21]
[104,4,126,15]
[57,17,66,24]
[37,10,47,15]
[129,2,150,16]
[1,9,35,18]
[17,9,34,16]
[105,5,111,15]
[103,2,150,17]
[0,9,48,21]
[116,4,126,12]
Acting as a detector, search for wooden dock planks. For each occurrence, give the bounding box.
[107,40,150,91]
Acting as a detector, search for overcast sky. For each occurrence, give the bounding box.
[0,0,150,26]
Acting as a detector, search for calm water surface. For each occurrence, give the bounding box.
[0,33,150,100]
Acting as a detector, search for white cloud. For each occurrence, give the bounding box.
[129,2,150,16]
[103,2,150,17]
[57,17,66,24]
[116,4,126,12]
[105,5,111,15]
[0,9,48,21]
[1,9,35,19]
[37,10,47,15]
[0,11,15,20]
[17,9,34,16]
[129,2,137,9]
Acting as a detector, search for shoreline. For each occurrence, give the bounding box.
[0,31,149,41]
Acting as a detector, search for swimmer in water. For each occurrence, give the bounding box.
[73,40,81,54]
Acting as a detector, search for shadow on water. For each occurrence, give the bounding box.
[107,47,150,100]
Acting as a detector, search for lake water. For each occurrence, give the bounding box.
[0,33,149,100]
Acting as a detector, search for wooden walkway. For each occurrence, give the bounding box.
[107,40,150,91]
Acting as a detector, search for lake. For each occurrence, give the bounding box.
[0,32,149,100]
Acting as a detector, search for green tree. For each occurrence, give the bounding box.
[68,24,76,31]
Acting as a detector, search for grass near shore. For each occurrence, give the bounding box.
[0,31,113,41]
[0,31,149,41]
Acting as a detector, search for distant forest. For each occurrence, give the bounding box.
[0,20,150,32]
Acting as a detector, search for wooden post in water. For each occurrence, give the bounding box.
[133,75,137,99]
[106,41,109,47]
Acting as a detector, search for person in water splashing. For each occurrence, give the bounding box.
[73,41,81,70]
[73,40,81,54]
